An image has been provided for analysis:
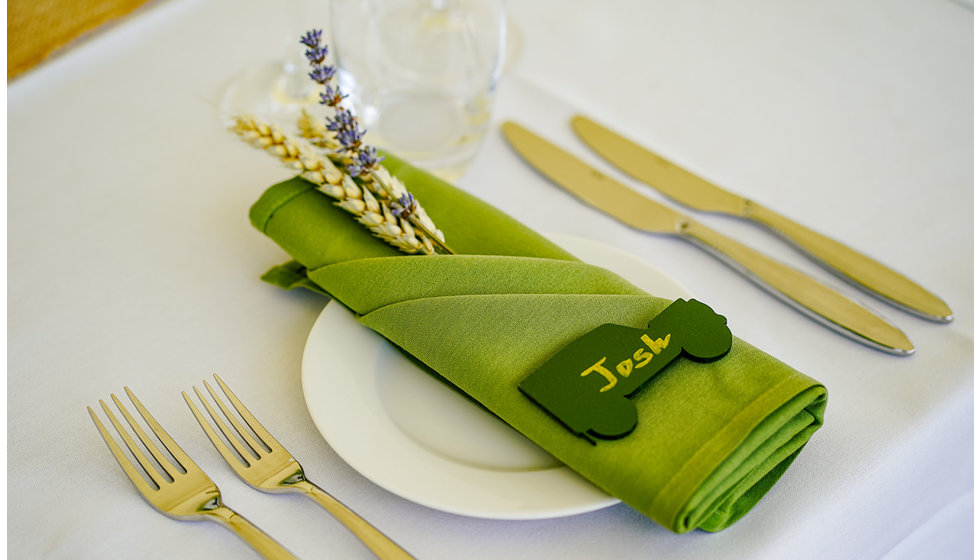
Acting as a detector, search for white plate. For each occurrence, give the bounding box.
[301,234,692,519]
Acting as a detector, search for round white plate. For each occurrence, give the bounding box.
[301,234,692,519]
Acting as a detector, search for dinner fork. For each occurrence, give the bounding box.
[184,374,415,560]
[88,387,297,560]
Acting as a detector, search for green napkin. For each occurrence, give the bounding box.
[250,155,827,533]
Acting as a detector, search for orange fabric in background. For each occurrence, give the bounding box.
[8,0,155,79]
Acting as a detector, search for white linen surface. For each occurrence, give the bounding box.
[7,0,973,558]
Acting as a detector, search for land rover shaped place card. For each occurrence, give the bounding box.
[519,299,733,443]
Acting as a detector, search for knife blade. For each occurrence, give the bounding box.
[501,120,914,355]
[570,114,953,323]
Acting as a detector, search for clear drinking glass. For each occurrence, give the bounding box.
[218,2,322,128]
[329,0,507,180]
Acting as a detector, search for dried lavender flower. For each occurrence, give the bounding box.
[355,145,384,170]
[308,65,336,84]
[391,193,417,217]
[319,85,347,107]
[325,107,355,132]
[335,126,365,152]
[299,29,322,48]
[304,46,329,65]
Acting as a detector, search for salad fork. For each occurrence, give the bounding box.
[184,374,415,560]
[88,387,297,559]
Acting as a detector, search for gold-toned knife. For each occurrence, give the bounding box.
[571,114,953,323]
[501,121,914,356]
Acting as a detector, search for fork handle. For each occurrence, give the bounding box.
[207,505,298,560]
[295,480,415,560]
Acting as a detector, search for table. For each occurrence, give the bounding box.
[8,0,973,558]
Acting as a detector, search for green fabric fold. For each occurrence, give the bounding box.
[249,155,827,533]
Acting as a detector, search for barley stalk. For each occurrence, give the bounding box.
[232,115,434,254]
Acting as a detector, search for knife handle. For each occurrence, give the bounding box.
[678,219,914,355]
[743,201,952,322]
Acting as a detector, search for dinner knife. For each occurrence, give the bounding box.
[501,121,914,356]
[570,114,953,323]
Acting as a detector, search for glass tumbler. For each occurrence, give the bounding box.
[329,0,507,180]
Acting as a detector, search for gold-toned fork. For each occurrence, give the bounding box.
[184,374,415,560]
[88,388,297,559]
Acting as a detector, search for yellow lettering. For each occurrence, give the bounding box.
[641,333,671,355]
[580,357,617,392]
[633,347,653,368]
[616,359,634,377]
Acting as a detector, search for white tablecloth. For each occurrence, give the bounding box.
[8,0,973,558]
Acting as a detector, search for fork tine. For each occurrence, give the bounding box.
[203,379,267,455]
[213,374,285,451]
[89,405,157,495]
[98,398,165,488]
[184,388,254,467]
[111,392,180,480]
[124,386,201,473]
[194,384,257,461]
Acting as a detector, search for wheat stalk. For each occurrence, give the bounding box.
[295,110,448,251]
[232,115,435,254]
[297,109,339,150]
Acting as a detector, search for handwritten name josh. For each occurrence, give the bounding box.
[518,299,732,443]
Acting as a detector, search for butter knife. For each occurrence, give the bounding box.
[501,121,914,355]
[571,114,953,323]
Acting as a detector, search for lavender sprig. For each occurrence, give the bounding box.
[309,65,336,85]
[297,29,451,254]
[299,29,322,48]
[300,31,384,176]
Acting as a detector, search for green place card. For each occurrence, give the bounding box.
[519,299,733,443]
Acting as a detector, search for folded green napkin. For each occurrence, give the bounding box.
[249,155,827,533]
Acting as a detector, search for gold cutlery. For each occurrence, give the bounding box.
[184,374,415,560]
[570,114,953,323]
[88,388,297,559]
[501,120,914,355]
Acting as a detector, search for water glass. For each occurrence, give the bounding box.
[329,0,507,180]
